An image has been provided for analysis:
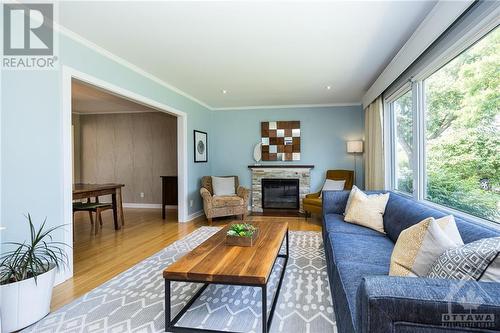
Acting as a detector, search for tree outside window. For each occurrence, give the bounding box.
[424,27,499,223]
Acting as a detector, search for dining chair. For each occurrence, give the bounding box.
[73,198,113,235]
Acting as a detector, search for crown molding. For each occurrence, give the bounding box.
[212,102,361,111]
[55,23,215,111]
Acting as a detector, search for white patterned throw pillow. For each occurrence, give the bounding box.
[427,237,500,281]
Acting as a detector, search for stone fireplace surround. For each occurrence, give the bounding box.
[248,165,314,213]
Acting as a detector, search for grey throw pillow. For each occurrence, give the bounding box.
[427,237,500,281]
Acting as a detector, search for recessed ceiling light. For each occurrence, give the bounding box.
[221,89,228,94]
[326,86,332,90]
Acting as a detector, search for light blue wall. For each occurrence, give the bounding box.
[1,33,212,244]
[210,106,365,193]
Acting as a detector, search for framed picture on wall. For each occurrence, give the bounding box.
[194,130,208,163]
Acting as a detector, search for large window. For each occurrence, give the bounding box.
[387,26,499,224]
[424,27,499,223]
[392,91,413,194]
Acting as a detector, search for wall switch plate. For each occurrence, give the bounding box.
[140,192,145,198]
[189,200,193,207]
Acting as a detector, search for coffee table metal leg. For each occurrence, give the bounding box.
[285,228,289,258]
[165,279,171,332]
[262,284,267,333]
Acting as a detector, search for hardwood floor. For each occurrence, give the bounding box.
[52,208,322,311]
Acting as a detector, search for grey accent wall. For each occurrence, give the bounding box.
[76,112,177,204]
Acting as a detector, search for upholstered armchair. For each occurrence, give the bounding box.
[200,176,250,224]
[303,170,354,217]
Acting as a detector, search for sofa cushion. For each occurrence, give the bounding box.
[455,217,500,244]
[212,195,244,208]
[330,232,393,266]
[324,214,386,238]
[322,191,351,215]
[336,261,389,332]
[383,192,500,244]
[303,197,322,207]
[383,193,448,243]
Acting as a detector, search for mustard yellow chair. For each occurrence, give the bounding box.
[303,170,354,217]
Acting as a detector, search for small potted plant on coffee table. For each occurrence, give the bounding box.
[226,223,259,247]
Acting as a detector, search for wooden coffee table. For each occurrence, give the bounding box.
[163,221,289,333]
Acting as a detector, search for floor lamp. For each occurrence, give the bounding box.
[346,140,363,187]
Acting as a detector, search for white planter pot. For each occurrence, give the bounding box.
[0,268,55,332]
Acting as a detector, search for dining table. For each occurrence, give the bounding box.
[73,183,125,229]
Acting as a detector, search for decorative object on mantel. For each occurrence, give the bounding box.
[253,142,262,163]
[347,140,363,185]
[226,223,259,247]
[261,121,300,161]
[194,130,208,163]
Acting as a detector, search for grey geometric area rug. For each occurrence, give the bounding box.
[24,227,335,333]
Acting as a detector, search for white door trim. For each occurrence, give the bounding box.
[60,65,189,284]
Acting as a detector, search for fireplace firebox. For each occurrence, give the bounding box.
[262,178,300,210]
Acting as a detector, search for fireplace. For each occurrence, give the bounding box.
[261,178,300,210]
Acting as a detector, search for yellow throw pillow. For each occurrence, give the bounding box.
[389,215,464,277]
[344,189,390,234]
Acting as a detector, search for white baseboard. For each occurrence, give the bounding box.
[84,201,198,219]
[187,210,204,222]
[122,203,178,209]
[90,202,178,209]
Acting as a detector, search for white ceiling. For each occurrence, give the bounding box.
[72,79,161,114]
[59,1,436,109]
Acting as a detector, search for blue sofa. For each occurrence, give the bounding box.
[322,190,500,333]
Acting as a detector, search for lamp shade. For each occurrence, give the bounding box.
[346,140,363,153]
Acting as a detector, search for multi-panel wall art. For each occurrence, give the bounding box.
[261,121,301,161]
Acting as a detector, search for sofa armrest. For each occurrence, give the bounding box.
[357,276,500,333]
[321,190,350,215]
[237,186,250,204]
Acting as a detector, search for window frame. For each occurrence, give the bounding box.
[384,22,500,227]
[385,83,414,198]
